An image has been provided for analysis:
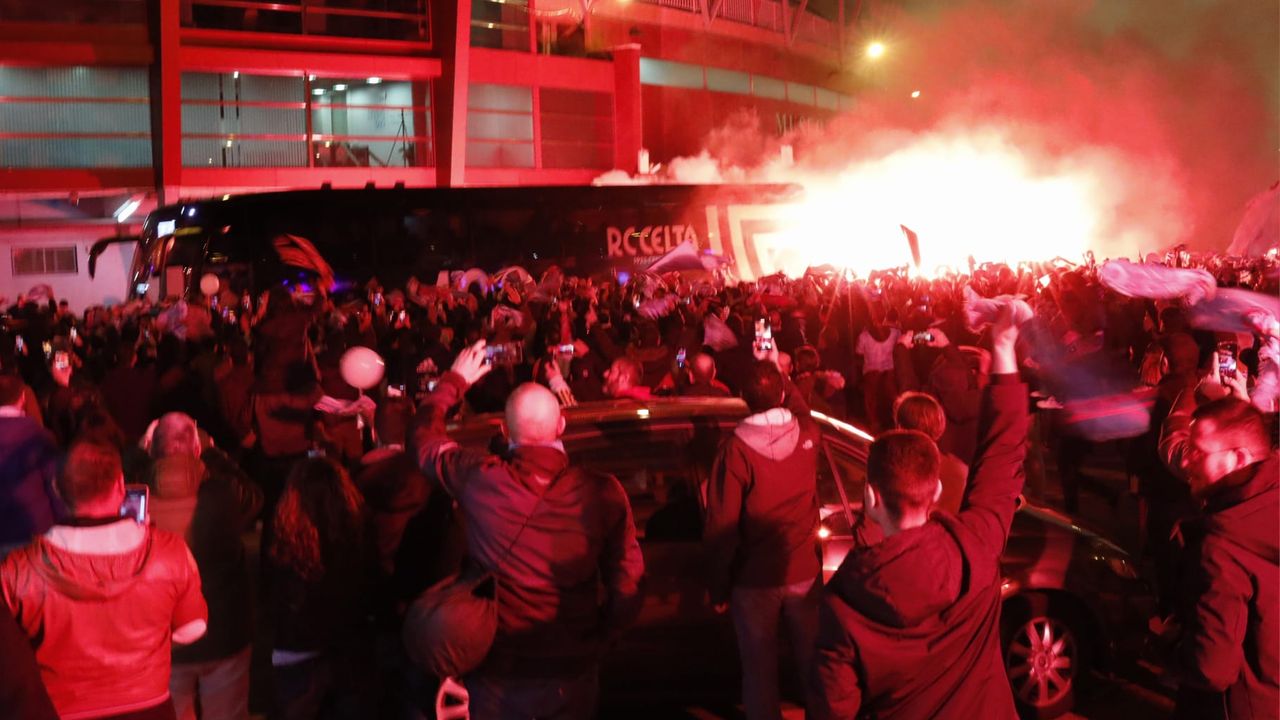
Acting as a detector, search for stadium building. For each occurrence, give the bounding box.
[0,0,857,307]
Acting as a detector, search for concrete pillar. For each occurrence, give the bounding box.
[148,0,183,203]
[611,43,642,175]
[432,0,472,186]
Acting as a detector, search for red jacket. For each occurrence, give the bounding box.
[413,372,645,677]
[813,375,1027,720]
[1,520,208,719]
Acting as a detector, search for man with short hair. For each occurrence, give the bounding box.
[1159,393,1277,719]
[813,306,1027,719]
[603,356,653,400]
[705,350,822,720]
[2,441,208,720]
[893,391,968,514]
[0,373,59,558]
[680,353,732,398]
[413,341,644,719]
[147,412,261,720]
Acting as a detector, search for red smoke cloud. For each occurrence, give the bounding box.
[687,0,1279,256]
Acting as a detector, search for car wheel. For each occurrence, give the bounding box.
[1002,595,1091,719]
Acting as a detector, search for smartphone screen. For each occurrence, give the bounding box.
[676,348,687,368]
[754,319,773,351]
[120,485,149,524]
[1218,342,1238,380]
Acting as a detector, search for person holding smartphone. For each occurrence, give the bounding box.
[1,441,208,720]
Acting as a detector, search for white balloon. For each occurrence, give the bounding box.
[339,346,385,390]
[199,273,221,296]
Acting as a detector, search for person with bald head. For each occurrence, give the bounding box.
[413,341,644,719]
[679,352,731,398]
[144,411,262,720]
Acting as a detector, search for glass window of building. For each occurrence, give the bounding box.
[815,87,840,110]
[182,72,432,168]
[181,0,429,42]
[639,59,705,90]
[311,78,433,167]
[706,68,751,95]
[467,84,534,169]
[540,88,612,169]
[471,0,531,51]
[0,67,151,169]
[0,0,145,24]
[751,75,786,101]
[182,72,307,167]
[786,82,815,106]
[12,247,78,276]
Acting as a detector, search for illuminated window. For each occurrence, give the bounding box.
[540,88,612,169]
[311,78,433,167]
[467,84,534,168]
[0,67,151,169]
[181,72,433,168]
[815,87,840,110]
[12,247,77,276]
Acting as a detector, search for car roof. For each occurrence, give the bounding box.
[445,397,874,448]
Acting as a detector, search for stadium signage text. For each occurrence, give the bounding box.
[606,225,700,258]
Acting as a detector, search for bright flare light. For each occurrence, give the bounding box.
[865,41,886,60]
[911,90,921,98]
[766,129,1103,277]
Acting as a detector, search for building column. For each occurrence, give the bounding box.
[611,43,641,175]
[148,0,183,203]
[432,0,472,187]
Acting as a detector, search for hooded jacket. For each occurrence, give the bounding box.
[812,375,1027,720]
[1173,453,1278,720]
[148,450,262,664]
[704,382,821,605]
[1,520,207,719]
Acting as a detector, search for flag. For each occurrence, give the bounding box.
[1227,182,1279,257]
[901,225,921,269]
[1189,288,1280,334]
[1099,259,1216,304]
[647,240,707,274]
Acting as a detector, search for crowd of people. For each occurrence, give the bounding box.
[0,244,1275,720]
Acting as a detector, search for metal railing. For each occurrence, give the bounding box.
[635,0,839,49]
[181,0,429,42]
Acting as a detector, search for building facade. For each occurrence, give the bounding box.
[0,0,855,308]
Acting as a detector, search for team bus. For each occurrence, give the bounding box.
[92,183,803,303]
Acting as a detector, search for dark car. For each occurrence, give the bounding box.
[446,397,1153,719]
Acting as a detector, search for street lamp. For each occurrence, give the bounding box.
[866,41,886,60]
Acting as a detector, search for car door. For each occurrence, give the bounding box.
[562,414,741,703]
[815,428,870,582]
